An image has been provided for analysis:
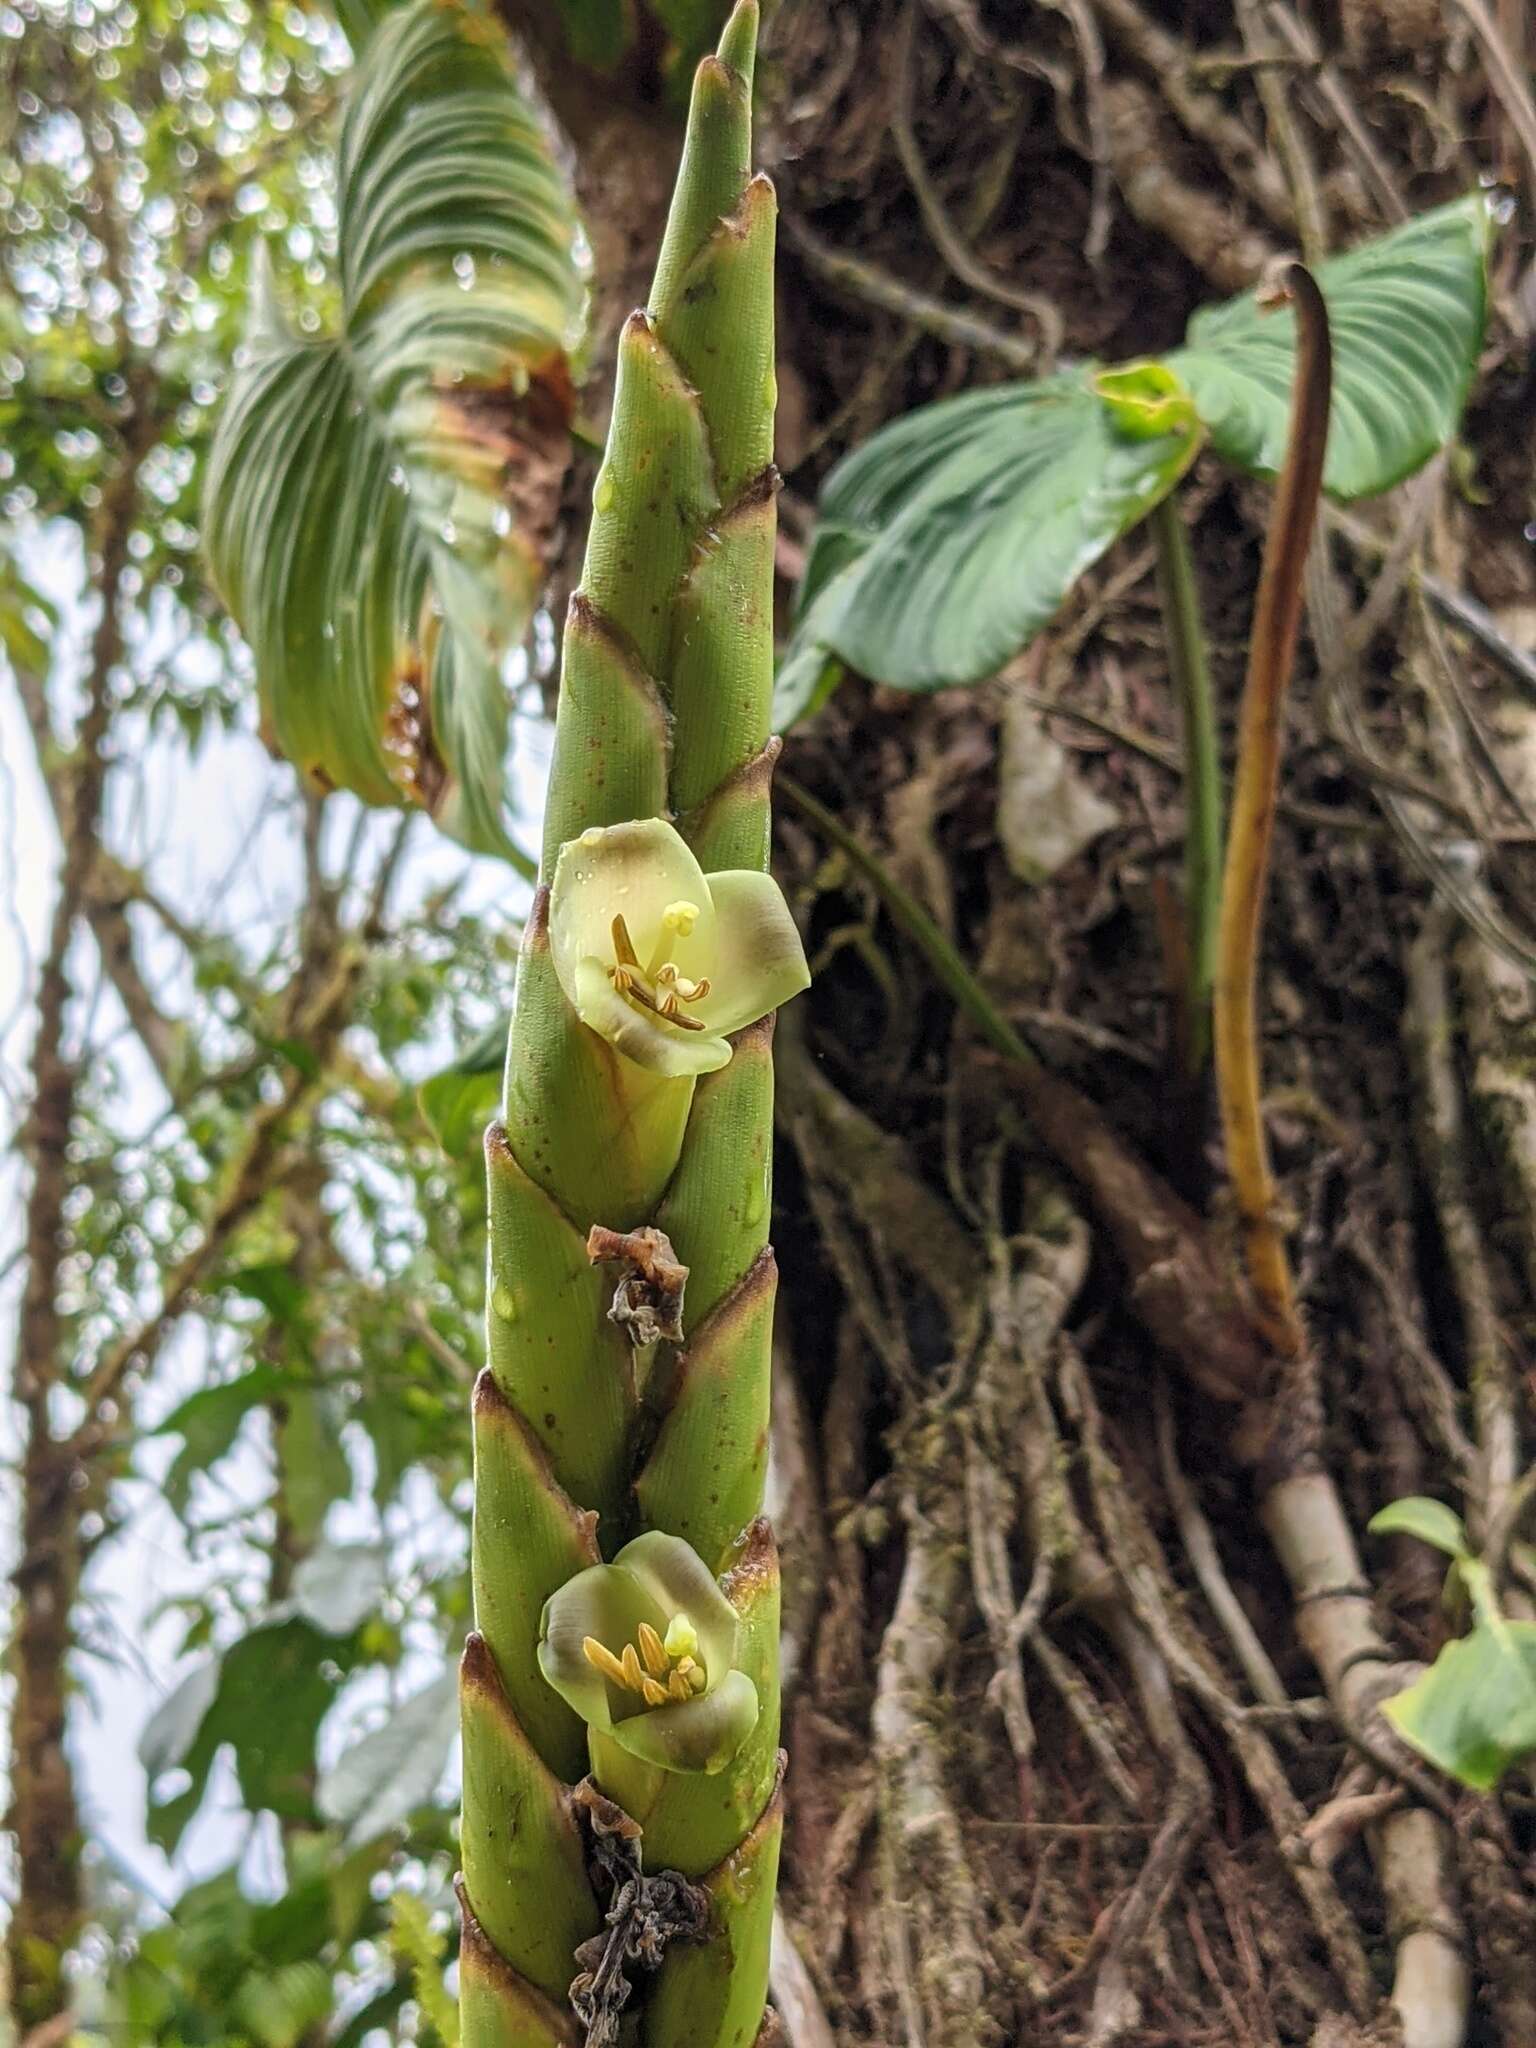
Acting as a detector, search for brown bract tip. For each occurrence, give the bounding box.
[460,1628,499,1698]
[727,1010,775,1058]
[724,464,781,520]
[722,1516,779,1609]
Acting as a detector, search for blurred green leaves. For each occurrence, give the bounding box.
[204,0,585,863]
[144,1616,355,1852]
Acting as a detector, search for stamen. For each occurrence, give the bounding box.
[620,1643,645,1692]
[584,1637,635,1691]
[637,1621,669,1678]
[611,914,641,969]
[640,1675,670,1707]
[655,964,711,1004]
[687,1665,707,1693]
[656,993,708,1031]
[667,1671,692,1702]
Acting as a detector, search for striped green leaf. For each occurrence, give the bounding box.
[777,195,1489,724]
[774,371,1200,715]
[1168,193,1490,500]
[205,0,582,863]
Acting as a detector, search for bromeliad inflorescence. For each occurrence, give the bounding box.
[538,1531,760,1776]
[549,817,809,1076]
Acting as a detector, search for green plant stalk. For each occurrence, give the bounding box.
[1150,493,1222,1075]
[460,9,783,2044]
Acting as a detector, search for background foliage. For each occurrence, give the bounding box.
[2,0,529,2033]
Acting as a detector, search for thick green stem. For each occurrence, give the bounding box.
[462,8,783,2043]
[1150,492,1222,1076]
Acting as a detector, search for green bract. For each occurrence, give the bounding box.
[538,1532,760,1774]
[548,818,809,1076]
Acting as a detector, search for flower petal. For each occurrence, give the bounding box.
[549,819,717,1011]
[608,1668,760,1776]
[537,1562,661,1732]
[611,1530,740,1693]
[690,870,811,1037]
[571,958,732,1077]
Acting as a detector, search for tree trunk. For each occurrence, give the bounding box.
[6,419,148,2027]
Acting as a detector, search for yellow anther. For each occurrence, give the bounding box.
[583,1637,633,1691]
[663,1612,698,1661]
[620,1643,645,1692]
[687,1664,707,1693]
[667,1670,692,1703]
[637,1621,670,1678]
[674,1656,696,1679]
[640,1675,670,1708]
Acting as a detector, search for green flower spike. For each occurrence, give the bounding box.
[538,1530,760,1775]
[549,817,809,1077]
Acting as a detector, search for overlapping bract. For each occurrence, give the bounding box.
[461,8,790,2044]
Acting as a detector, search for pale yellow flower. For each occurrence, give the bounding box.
[549,817,809,1076]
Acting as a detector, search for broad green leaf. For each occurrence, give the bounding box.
[204,0,583,864]
[417,1017,505,1155]
[1384,1618,1536,1791]
[1168,194,1490,500]
[778,199,1489,725]
[1368,1494,1470,1560]
[316,1669,459,1840]
[137,1657,222,1776]
[249,1831,392,1964]
[774,370,1201,717]
[291,1540,388,1635]
[152,1365,290,1516]
[276,1386,352,1546]
[148,1618,350,1851]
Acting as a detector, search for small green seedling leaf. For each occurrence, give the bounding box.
[1368,1494,1470,1561]
[1385,1619,1536,1791]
